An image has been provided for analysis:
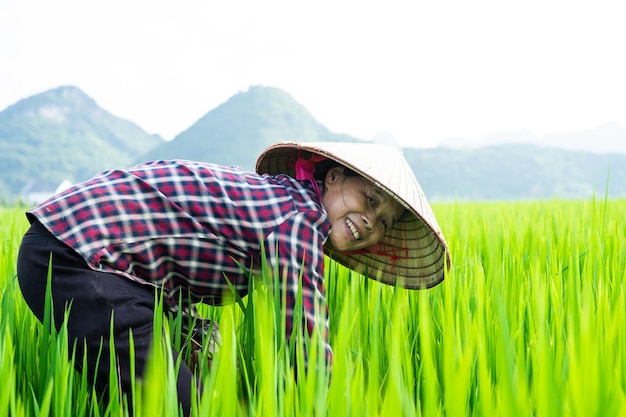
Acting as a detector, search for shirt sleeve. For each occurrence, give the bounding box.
[263,210,333,369]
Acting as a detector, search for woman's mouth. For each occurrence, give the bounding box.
[346,218,361,240]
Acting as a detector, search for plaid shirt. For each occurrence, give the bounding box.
[29,159,333,365]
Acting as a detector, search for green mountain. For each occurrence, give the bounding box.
[1,85,625,203]
[137,86,362,169]
[0,86,164,199]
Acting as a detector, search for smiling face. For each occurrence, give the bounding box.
[322,166,405,252]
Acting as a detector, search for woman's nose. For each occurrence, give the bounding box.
[362,213,374,232]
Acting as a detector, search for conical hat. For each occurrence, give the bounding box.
[256,141,450,289]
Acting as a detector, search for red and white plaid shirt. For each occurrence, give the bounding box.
[29,159,333,364]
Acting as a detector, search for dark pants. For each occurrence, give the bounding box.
[16,220,194,416]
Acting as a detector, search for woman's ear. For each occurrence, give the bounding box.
[324,166,344,186]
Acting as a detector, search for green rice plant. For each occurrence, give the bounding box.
[2,198,626,416]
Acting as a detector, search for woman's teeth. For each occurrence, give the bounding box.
[346,218,360,240]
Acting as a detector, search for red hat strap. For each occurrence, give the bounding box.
[340,244,409,273]
[294,152,326,201]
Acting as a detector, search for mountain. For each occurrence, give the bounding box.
[0,86,164,200]
[1,85,625,203]
[137,86,362,169]
[404,144,626,201]
[543,122,626,154]
[439,122,626,154]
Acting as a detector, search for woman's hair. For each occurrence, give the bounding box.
[314,157,407,221]
[313,159,359,182]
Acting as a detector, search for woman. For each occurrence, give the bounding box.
[17,141,450,415]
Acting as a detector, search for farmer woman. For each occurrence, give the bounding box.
[17,141,449,415]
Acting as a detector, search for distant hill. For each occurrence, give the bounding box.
[404,144,626,201]
[440,122,626,155]
[0,86,164,200]
[1,85,625,203]
[137,86,363,169]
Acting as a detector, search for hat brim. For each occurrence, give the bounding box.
[256,141,450,289]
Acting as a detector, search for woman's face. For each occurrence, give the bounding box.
[322,167,405,252]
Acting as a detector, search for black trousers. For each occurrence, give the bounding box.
[16,220,194,416]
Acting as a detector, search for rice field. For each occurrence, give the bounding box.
[1,198,625,416]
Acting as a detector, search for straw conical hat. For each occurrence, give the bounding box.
[256,141,450,289]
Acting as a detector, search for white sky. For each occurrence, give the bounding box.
[1,0,625,147]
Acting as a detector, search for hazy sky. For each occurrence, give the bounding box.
[2,0,625,147]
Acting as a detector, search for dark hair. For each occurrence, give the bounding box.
[313,159,359,182]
